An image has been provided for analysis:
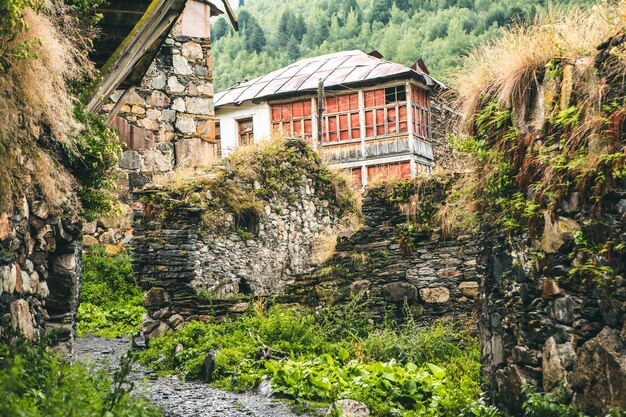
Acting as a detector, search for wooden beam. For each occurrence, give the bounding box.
[106,86,136,125]
[86,0,186,113]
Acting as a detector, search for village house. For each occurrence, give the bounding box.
[86,0,237,194]
[215,50,445,185]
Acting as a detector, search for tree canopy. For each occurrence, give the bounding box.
[211,0,594,92]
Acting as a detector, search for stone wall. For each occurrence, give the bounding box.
[479,184,626,415]
[131,141,350,340]
[106,12,217,199]
[287,187,480,322]
[0,203,82,355]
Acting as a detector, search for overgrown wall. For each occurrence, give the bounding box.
[287,185,480,321]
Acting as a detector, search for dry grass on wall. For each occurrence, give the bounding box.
[454,2,625,126]
[0,7,87,213]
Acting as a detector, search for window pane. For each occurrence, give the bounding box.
[326,97,338,113]
[397,85,406,102]
[338,95,349,111]
[271,107,281,122]
[385,87,396,104]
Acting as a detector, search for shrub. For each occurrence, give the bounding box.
[77,246,145,337]
[0,338,161,417]
[139,304,487,416]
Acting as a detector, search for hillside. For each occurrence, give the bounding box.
[211,0,593,91]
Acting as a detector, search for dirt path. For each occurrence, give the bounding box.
[75,336,315,417]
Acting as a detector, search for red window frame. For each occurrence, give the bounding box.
[322,93,360,143]
[271,100,314,140]
[364,85,408,139]
[411,86,430,139]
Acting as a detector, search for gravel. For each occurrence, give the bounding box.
[75,336,316,417]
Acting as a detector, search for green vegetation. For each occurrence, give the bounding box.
[0,0,42,71]
[139,301,497,416]
[65,105,122,221]
[0,338,160,417]
[212,0,593,91]
[141,138,358,232]
[77,246,145,338]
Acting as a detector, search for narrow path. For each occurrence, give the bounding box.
[75,336,315,417]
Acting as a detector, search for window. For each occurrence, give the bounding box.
[215,122,222,157]
[364,86,408,138]
[322,93,360,143]
[271,100,313,139]
[385,85,406,104]
[237,118,253,147]
[411,86,430,139]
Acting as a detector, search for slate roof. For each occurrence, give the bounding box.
[215,50,445,107]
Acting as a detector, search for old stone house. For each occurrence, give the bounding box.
[215,50,446,186]
[87,0,237,193]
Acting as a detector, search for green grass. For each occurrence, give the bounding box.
[0,338,161,417]
[77,246,145,338]
[139,300,497,417]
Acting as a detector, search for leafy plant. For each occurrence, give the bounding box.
[0,338,161,417]
[77,246,145,337]
[0,0,43,71]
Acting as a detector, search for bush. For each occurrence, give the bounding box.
[0,339,161,417]
[77,246,145,337]
[139,304,489,416]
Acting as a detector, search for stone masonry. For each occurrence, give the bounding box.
[106,4,218,198]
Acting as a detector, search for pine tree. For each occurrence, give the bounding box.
[371,0,392,24]
[286,35,300,61]
[212,17,229,41]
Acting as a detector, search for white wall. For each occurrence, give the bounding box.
[216,101,271,156]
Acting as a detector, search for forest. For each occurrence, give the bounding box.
[211,0,594,91]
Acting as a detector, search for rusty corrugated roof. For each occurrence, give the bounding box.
[215,50,445,107]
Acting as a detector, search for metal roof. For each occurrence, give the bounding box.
[215,50,445,107]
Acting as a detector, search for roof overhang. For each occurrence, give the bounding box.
[86,0,237,113]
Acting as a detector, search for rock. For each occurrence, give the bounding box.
[100,204,134,230]
[151,73,167,90]
[105,245,120,255]
[119,150,142,170]
[31,201,48,218]
[172,55,192,75]
[541,279,560,298]
[328,399,370,417]
[258,378,273,397]
[152,307,171,320]
[0,212,9,240]
[437,268,460,278]
[419,287,450,303]
[144,320,170,340]
[231,302,249,313]
[381,282,418,302]
[168,314,185,329]
[82,221,97,235]
[143,150,172,173]
[175,343,184,355]
[147,90,170,107]
[38,281,49,298]
[1,264,17,294]
[168,76,185,93]
[542,336,575,392]
[171,97,186,112]
[10,299,37,340]
[98,231,116,245]
[549,296,577,324]
[144,287,171,307]
[458,281,479,299]
[182,41,203,60]
[572,327,626,415]
[541,213,580,254]
[175,114,196,134]
[185,97,213,115]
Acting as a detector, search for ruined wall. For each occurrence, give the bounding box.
[287,187,480,321]
[0,203,82,355]
[479,185,626,416]
[106,5,217,198]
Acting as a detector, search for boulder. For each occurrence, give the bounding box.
[541,213,580,254]
[82,235,99,247]
[99,204,134,230]
[10,299,37,340]
[382,282,418,302]
[458,281,479,299]
[541,279,560,298]
[144,287,171,307]
[328,399,370,417]
[231,302,249,313]
[419,287,450,303]
[542,336,575,392]
[168,314,185,329]
[572,327,626,415]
